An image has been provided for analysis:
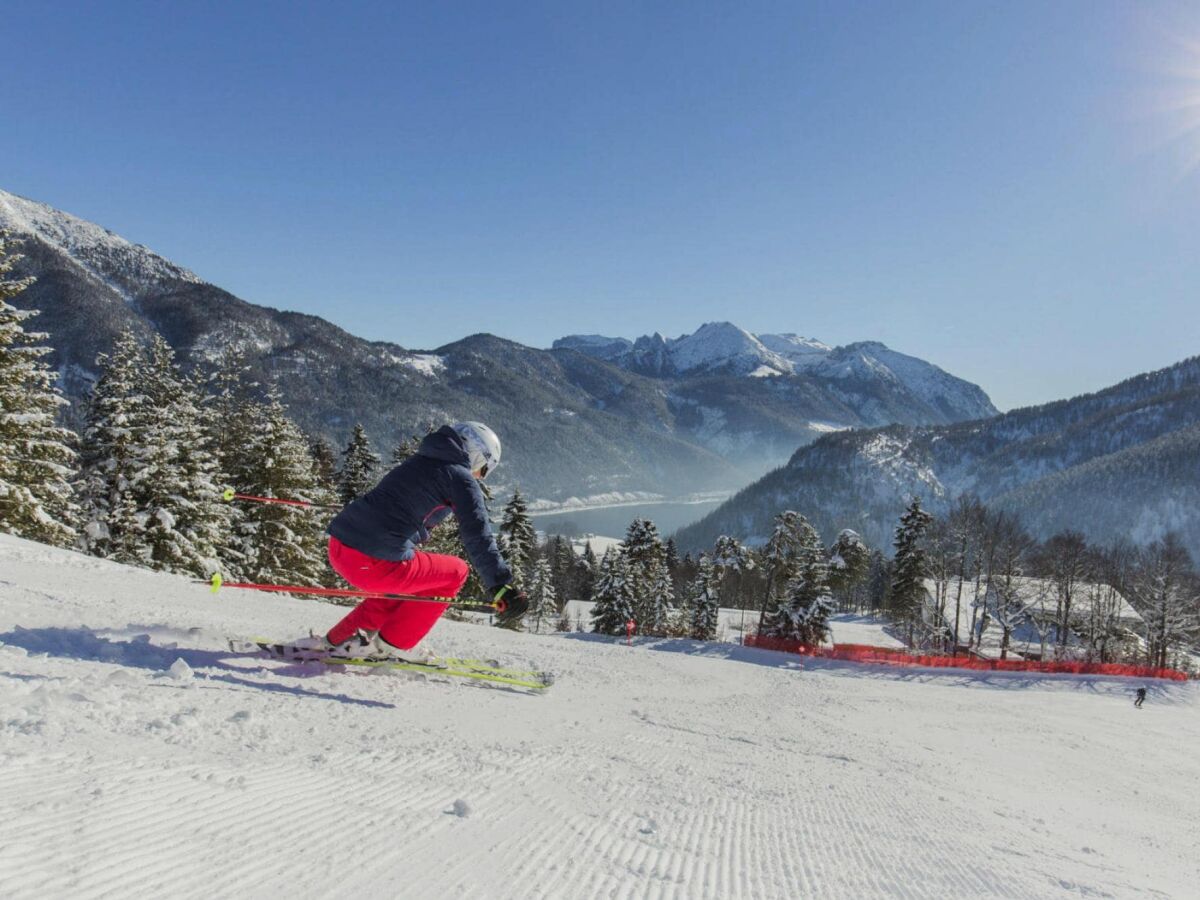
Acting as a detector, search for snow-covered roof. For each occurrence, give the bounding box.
[923,577,1143,625]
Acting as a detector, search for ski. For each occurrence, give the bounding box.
[320,656,554,690]
[227,638,554,690]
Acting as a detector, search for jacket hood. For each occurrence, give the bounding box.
[418,425,472,467]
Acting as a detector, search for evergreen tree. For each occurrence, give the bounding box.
[203,350,258,576]
[205,349,257,475]
[309,436,338,490]
[590,549,636,636]
[576,540,598,601]
[132,336,230,576]
[866,550,891,616]
[228,385,332,584]
[549,535,578,606]
[688,553,721,641]
[763,516,833,644]
[712,533,755,611]
[888,497,934,641]
[77,330,151,563]
[0,236,78,546]
[391,434,420,466]
[337,423,380,503]
[526,556,558,634]
[758,512,806,630]
[827,528,871,611]
[498,487,536,586]
[622,518,674,635]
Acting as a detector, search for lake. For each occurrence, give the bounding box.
[529,499,724,540]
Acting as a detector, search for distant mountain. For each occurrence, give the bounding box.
[1,187,996,503]
[554,323,997,422]
[676,356,1200,559]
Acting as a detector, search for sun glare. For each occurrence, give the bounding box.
[1140,18,1200,181]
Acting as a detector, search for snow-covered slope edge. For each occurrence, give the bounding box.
[2,533,1197,899]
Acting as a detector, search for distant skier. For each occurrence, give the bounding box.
[1134,687,1147,708]
[291,422,527,659]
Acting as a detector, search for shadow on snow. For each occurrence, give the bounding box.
[0,625,395,709]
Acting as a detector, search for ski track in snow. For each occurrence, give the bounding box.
[1,534,1197,899]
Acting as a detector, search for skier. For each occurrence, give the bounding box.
[1134,686,1147,708]
[292,422,527,659]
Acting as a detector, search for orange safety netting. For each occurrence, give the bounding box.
[743,635,1189,681]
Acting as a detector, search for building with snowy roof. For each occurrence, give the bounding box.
[921,576,1144,661]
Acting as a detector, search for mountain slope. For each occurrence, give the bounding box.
[3,532,1198,899]
[1,187,994,501]
[677,356,1200,556]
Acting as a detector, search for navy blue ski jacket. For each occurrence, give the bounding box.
[327,426,513,590]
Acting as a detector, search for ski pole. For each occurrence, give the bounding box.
[206,574,501,614]
[221,488,341,512]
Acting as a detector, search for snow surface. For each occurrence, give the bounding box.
[2,532,1198,899]
[388,353,446,377]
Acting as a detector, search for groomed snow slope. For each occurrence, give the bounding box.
[1,534,1197,899]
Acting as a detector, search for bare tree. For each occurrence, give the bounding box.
[1038,530,1091,655]
[1125,533,1199,669]
[946,496,988,655]
[985,512,1035,660]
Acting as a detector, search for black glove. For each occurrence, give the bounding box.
[493,584,529,623]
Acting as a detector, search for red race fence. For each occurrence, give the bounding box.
[744,635,1189,681]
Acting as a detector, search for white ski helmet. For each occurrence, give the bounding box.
[452,421,502,478]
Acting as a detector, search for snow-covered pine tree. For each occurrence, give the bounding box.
[827,528,870,611]
[132,336,230,576]
[0,235,79,546]
[763,516,833,644]
[547,535,577,605]
[227,385,332,585]
[622,518,674,636]
[888,497,934,642]
[712,533,755,613]
[688,553,720,641]
[590,548,636,636]
[758,512,805,629]
[576,540,598,601]
[309,436,338,490]
[498,488,536,586]
[337,423,380,503]
[201,350,261,577]
[526,556,557,634]
[391,434,420,466]
[77,329,151,563]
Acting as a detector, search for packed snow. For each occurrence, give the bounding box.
[2,533,1198,899]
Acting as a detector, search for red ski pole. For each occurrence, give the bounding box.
[220,488,341,512]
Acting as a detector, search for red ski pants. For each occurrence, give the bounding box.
[326,537,468,650]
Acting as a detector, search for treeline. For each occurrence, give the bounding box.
[512,484,1197,672]
[1,238,417,589]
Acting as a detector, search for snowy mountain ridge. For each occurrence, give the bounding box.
[554,323,996,422]
[2,186,996,501]
[0,189,201,300]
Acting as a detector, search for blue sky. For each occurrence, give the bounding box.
[4,1,1200,410]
